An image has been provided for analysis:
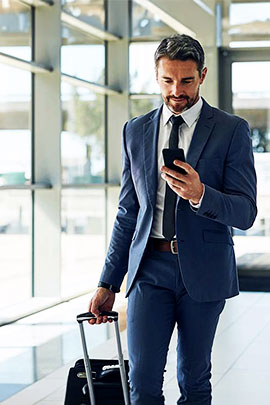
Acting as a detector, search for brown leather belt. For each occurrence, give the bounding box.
[148,238,178,254]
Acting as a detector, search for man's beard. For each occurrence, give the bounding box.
[164,92,199,114]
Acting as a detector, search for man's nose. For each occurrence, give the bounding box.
[172,83,182,97]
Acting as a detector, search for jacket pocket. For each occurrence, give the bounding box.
[203,230,234,245]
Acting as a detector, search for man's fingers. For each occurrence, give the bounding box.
[173,160,193,174]
[88,318,96,325]
[88,302,101,324]
[161,161,194,179]
[161,172,184,187]
[96,316,103,324]
[161,168,188,183]
[87,287,116,326]
[88,315,112,325]
[89,300,101,317]
[88,315,104,325]
[92,309,100,317]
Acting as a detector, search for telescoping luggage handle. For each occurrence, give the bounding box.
[77,311,130,405]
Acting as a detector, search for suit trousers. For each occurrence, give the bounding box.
[127,247,225,405]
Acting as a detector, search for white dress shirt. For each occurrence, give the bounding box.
[150,97,204,239]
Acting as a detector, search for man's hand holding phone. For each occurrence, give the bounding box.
[161,148,204,205]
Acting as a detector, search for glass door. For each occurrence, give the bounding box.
[219,49,270,290]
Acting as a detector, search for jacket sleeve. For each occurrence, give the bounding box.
[196,119,257,230]
[99,121,140,289]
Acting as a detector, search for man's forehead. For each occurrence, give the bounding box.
[158,57,197,66]
[157,58,199,76]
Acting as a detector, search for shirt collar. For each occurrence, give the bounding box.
[162,97,203,128]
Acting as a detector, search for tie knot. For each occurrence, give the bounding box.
[170,115,184,127]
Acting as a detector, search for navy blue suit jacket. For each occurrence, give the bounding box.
[99,99,257,302]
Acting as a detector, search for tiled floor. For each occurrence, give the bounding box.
[1,291,270,404]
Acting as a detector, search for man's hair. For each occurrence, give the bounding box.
[154,34,205,76]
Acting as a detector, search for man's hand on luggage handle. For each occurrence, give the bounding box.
[88,287,115,325]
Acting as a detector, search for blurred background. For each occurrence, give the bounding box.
[0,0,269,402]
[0,0,269,319]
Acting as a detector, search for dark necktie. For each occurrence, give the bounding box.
[162,115,184,241]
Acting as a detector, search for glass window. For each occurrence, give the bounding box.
[61,82,105,184]
[0,190,32,311]
[0,1,31,60]
[61,189,105,297]
[130,96,162,118]
[226,2,270,48]
[62,0,105,30]
[231,61,270,271]
[132,0,175,39]
[129,42,160,94]
[62,24,105,84]
[232,62,270,153]
[0,311,110,401]
[229,2,270,26]
[0,349,34,401]
[0,64,31,185]
[229,41,270,49]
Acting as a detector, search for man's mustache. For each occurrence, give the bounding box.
[168,95,189,101]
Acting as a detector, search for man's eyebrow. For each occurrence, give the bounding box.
[161,75,195,80]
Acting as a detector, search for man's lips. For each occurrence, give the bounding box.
[170,97,188,102]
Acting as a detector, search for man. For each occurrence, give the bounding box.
[89,34,257,405]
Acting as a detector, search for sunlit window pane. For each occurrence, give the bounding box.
[129,42,160,94]
[130,96,162,118]
[0,191,32,311]
[232,62,270,153]
[229,2,270,26]
[61,82,105,184]
[62,24,105,84]
[132,0,175,38]
[0,1,31,60]
[226,2,270,48]
[231,61,270,278]
[0,64,31,185]
[61,189,105,297]
[62,0,105,30]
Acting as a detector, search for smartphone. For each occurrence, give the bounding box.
[162,148,186,175]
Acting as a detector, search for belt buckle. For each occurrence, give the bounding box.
[170,240,178,255]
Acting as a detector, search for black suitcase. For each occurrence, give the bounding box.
[64,311,130,405]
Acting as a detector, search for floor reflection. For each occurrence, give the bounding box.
[0,296,110,401]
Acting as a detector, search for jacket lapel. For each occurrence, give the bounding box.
[143,106,162,209]
[186,99,215,169]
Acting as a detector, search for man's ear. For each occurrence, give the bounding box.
[155,68,159,83]
[200,67,207,84]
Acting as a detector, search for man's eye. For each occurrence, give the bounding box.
[164,80,172,83]
[183,80,192,84]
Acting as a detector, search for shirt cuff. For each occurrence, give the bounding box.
[189,184,205,209]
[98,281,120,293]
